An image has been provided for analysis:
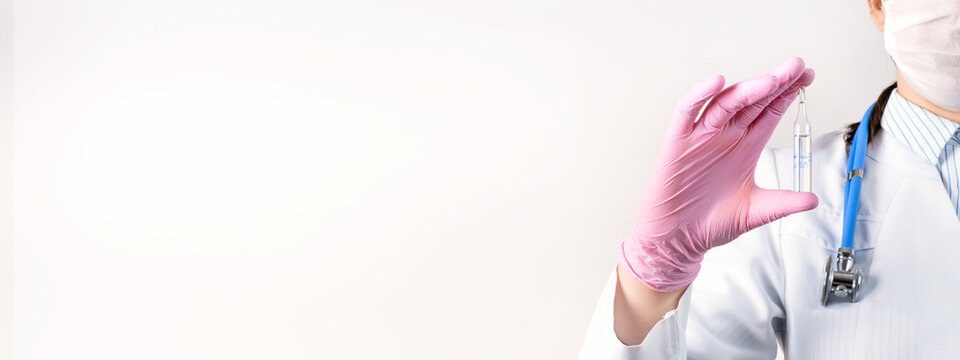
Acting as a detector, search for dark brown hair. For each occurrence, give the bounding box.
[843,82,898,149]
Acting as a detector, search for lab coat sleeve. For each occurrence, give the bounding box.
[578,269,693,360]
[579,149,786,359]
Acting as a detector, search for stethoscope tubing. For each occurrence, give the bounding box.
[841,104,874,249]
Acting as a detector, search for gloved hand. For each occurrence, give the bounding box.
[620,58,819,292]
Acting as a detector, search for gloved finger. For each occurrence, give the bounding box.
[731,58,807,128]
[745,188,819,230]
[668,75,726,138]
[698,75,778,131]
[745,68,816,147]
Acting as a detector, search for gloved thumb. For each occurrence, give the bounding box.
[746,189,819,229]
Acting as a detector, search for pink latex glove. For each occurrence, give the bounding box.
[620,58,819,292]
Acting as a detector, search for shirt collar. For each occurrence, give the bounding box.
[880,89,960,165]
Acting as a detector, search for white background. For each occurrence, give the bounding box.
[3,0,893,359]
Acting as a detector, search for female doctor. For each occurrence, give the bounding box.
[581,0,960,358]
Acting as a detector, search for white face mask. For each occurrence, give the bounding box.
[883,0,960,112]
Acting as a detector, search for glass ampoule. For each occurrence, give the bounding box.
[793,88,812,192]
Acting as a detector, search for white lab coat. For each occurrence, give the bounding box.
[580,128,960,359]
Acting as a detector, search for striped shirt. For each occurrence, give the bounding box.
[879,89,960,216]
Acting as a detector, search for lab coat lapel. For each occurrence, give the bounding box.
[851,128,960,358]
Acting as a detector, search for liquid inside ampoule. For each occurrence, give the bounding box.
[793,88,812,192]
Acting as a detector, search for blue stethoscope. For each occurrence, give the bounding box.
[820,103,874,306]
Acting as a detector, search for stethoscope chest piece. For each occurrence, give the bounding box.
[820,247,863,306]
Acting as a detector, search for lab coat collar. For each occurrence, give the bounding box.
[867,126,943,181]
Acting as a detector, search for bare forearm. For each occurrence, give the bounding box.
[613,264,688,345]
